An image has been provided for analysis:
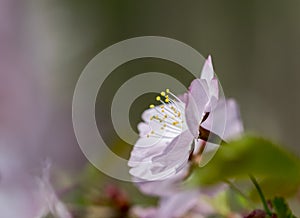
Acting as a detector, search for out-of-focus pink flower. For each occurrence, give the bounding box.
[0,154,72,218]
[37,162,73,218]
[128,56,243,181]
[0,147,44,218]
[132,189,217,218]
[155,190,214,218]
[132,206,158,218]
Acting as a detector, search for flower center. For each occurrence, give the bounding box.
[147,89,185,138]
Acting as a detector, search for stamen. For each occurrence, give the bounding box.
[146,89,185,138]
[168,97,184,111]
[159,100,181,123]
[172,121,179,126]
[167,91,184,104]
[149,130,181,139]
[152,116,181,129]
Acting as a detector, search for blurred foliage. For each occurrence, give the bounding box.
[63,161,157,217]
[188,135,300,199]
[271,197,296,218]
[56,135,300,217]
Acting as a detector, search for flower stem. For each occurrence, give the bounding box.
[224,179,253,205]
[249,174,272,216]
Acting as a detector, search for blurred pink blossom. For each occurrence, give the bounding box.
[0,150,72,218]
[0,0,73,217]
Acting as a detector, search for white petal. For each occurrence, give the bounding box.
[129,162,176,181]
[138,122,152,137]
[152,130,194,173]
[142,107,157,122]
[128,137,170,167]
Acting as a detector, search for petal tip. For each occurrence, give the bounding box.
[205,55,214,71]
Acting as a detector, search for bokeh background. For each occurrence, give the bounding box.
[2,0,300,178]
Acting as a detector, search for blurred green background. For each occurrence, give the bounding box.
[23,0,300,169]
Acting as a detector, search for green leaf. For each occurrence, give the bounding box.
[187,135,300,198]
[272,197,297,218]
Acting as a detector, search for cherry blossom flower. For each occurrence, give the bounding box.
[128,56,242,218]
[128,56,243,181]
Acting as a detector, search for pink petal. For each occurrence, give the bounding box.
[200,55,214,82]
[185,79,210,137]
[223,99,244,140]
[200,56,219,100]
[177,92,188,103]
[201,99,227,140]
[209,78,219,99]
[199,99,243,167]
[201,98,243,141]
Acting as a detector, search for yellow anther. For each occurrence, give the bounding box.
[166,89,170,93]
[156,96,161,101]
[150,104,155,108]
[151,131,154,134]
[160,105,164,108]
[165,98,169,103]
[161,91,166,96]
[172,121,179,125]
[177,112,181,117]
[164,115,168,118]
[163,124,167,127]
[150,116,154,120]
[147,134,150,138]
[161,109,165,113]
